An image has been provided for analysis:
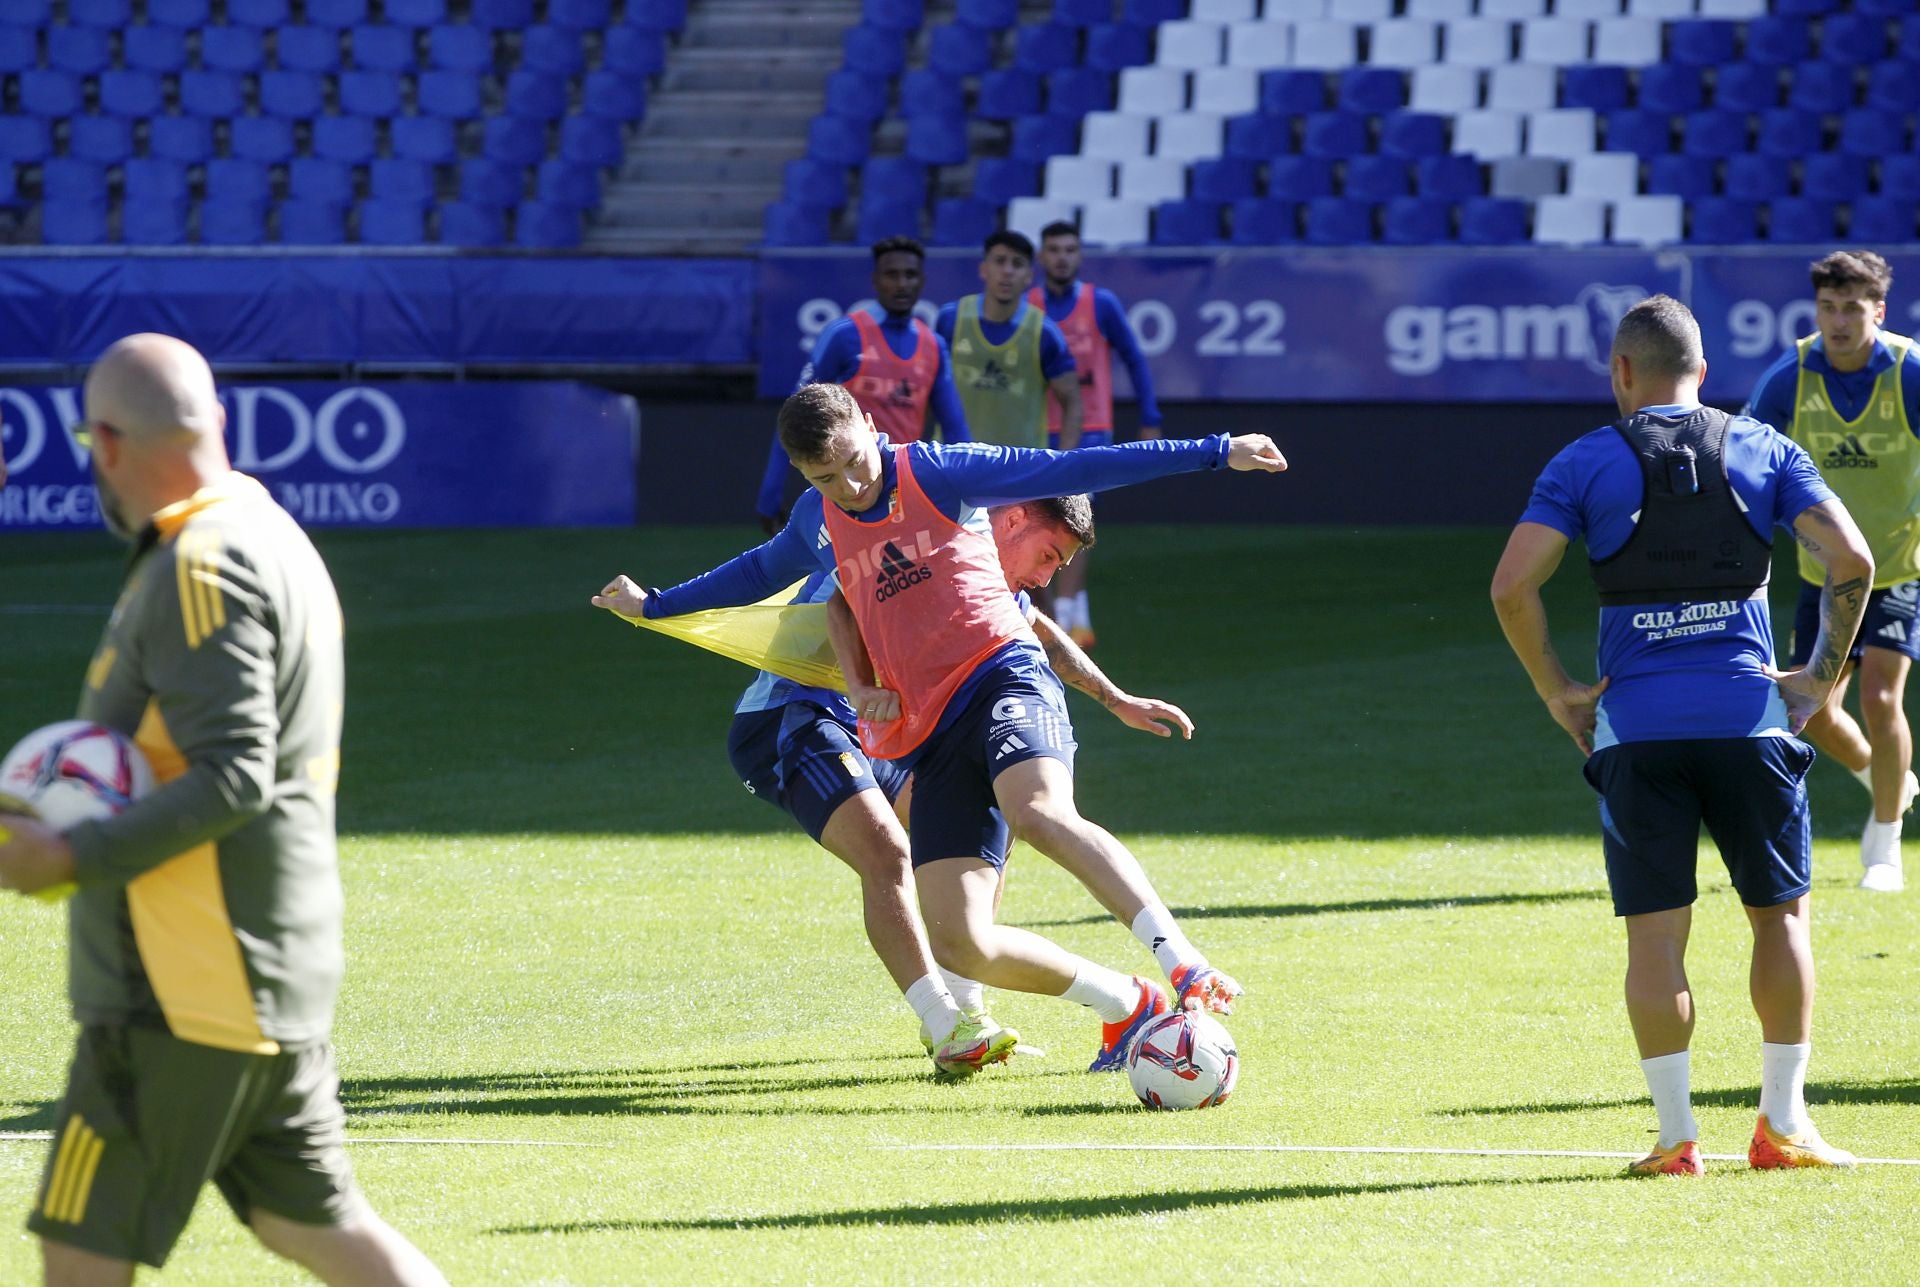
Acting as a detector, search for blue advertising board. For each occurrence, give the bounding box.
[0,381,636,531]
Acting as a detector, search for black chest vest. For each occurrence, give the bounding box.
[1588,407,1774,607]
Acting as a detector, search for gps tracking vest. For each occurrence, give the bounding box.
[844,312,939,443]
[1589,407,1773,607]
[1028,282,1114,432]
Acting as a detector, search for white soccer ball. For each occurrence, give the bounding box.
[0,720,153,831]
[1126,1010,1240,1111]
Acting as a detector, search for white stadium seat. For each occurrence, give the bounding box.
[1526,108,1597,159]
[1157,20,1226,69]
[1117,157,1188,203]
[1625,0,1693,17]
[1006,197,1078,246]
[1592,17,1661,65]
[1452,109,1522,160]
[1336,0,1394,17]
[1370,19,1440,69]
[1118,67,1189,115]
[1190,0,1258,20]
[1290,19,1358,69]
[1154,111,1226,162]
[1263,0,1328,17]
[1611,195,1684,245]
[1519,17,1591,64]
[1225,21,1290,68]
[1045,156,1115,202]
[1566,151,1639,197]
[1696,0,1765,16]
[1080,111,1154,160]
[1443,18,1515,68]
[1190,67,1260,115]
[1484,63,1557,111]
[1405,0,1472,17]
[1409,64,1483,112]
[1476,0,1547,17]
[1079,199,1151,247]
[1554,0,1623,16]
[1534,195,1608,245]
[1490,156,1564,197]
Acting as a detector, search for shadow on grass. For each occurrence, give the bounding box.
[0,1103,55,1132]
[1018,888,1608,929]
[1445,1077,1920,1118]
[486,1173,1598,1235]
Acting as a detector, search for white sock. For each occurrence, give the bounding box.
[1131,905,1200,979]
[941,969,985,1013]
[1863,817,1903,867]
[1061,963,1139,1023]
[1759,1041,1811,1136]
[905,974,961,1043]
[1072,591,1092,629]
[1639,1050,1699,1148]
[1851,762,1875,794]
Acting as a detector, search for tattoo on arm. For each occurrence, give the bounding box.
[1810,575,1869,683]
[1036,616,1124,707]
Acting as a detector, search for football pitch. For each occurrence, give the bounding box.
[3,522,1917,1284]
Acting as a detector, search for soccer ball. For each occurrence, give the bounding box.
[1126,1010,1240,1111]
[0,721,153,831]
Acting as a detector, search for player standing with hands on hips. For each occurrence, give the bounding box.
[1493,296,1872,1176]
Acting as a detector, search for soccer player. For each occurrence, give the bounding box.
[756,236,971,533]
[936,231,1080,453]
[0,335,445,1284]
[1029,220,1168,647]
[1492,295,1871,1176]
[1744,250,1920,891]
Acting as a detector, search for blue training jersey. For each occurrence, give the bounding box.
[1519,405,1834,749]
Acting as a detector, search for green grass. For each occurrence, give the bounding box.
[2,525,1917,1284]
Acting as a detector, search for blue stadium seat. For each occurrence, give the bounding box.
[1681,110,1748,158]
[515,200,582,248]
[978,69,1044,121]
[1604,110,1673,157]
[1085,23,1151,72]
[123,159,191,211]
[825,70,889,121]
[1048,68,1113,116]
[439,200,507,247]
[1669,20,1736,68]
[1881,154,1920,201]
[0,119,52,166]
[1302,112,1370,159]
[1714,63,1779,113]
[1153,199,1221,246]
[1382,197,1451,246]
[207,158,272,204]
[148,0,211,25]
[1754,109,1824,159]
[623,0,688,33]
[312,116,379,165]
[460,157,523,206]
[1773,0,1837,11]
[44,162,108,204]
[360,198,427,244]
[1821,14,1888,65]
[1837,109,1907,158]
[1190,157,1258,202]
[559,115,624,168]
[843,26,908,76]
[1338,68,1404,114]
[857,199,920,243]
[483,117,552,166]
[353,26,418,73]
[290,157,356,203]
[341,70,406,118]
[1801,153,1870,198]
[521,26,586,76]
[304,0,369,26]
[1786,63,1855,114]
[278,27,342,73]
[1901,15,1920,62]
[278,199,348,243]
[99,71,166,119]
[125,26,190,74]
[228,0,293,25]
[784,157,849,209]
[1562,66,1630,115]
[371,158,436,203]
[0,27,33,75]
[1859,0,1911,12]
[1851,197,1918,242]
[808,115,872,166]
[178,71,245,118]
[1724,154,1790,201]
[972,156,1038,204]
[1344,156,1407,202]
[1458,197,1528,245]
[1865,61,1920,114]
[1415,154,1481,199]
[1125,0,1181,19]
[505,71,569,120]
[958,0,1019,29]
[470,0,534,27]
[419,71,485,119]
[391,116,458,164]
[1009,114,1078,162]
[861,156,927,207]
[1646,154,1715,199]
[1304,197,1373,245]
[763,200,832,246]
[1229,197,1296,245]
[20,72,85,119]
[932,196,997,247]
[604,26,667,76]
[1743,18,1810,67]
[124,198,190,245]
[548,0,613,30]
[0,0,48,19]
[536,159,600,208]
[148,117,214,164]
[42,198,111,246]
[1767,198,1835,242]
[905,114,969,166]
[899,69,966,120]
[1639,65,1704,115]
[428,25,493,72]
[48,27,113,76]
[1378,112,1447,160]
[260,71,327,119]
[68,117,134,166]
[200,197,268,245]
[1262,69,1328,116]
[230,117,297,163]
[1224,113,1293,160]
[1268,156,1335,199]
[385,0,449,22]
[861,0,923,31]
[1056,0,1112,26]
[929,23,994,76]
[1015,24,1080,75]
[1690,197,1758,243]
[200,27,265,74]
[577,71,645,123]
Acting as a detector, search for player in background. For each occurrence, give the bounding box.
[1494,295,1870,1176]
[937,231,1080,454]
[756,237,971,534]
[1030,220,1168,646]
[1744,250,1920,892]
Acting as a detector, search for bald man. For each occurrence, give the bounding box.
[0,335,445,1286]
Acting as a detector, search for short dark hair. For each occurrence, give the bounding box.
[870,236,924,264]
[1018,494,1096,550]
[1038,220,1080,244]
[1810,249,1892,300]
[983,230,1034,261]
[1611,294,1703,379]
[777,382,861,464]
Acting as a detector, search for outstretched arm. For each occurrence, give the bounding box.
[827,589,899,723]
[1490,521,1610,755]
[1765,499,1875,732]
[1028,605,1193,739]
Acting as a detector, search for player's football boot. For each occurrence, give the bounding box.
[1170,962,1242,1016]
[928,1010,1019,1081]
[1088,977,1170,1072]
[1748,1115,1856,1170]
[1624,1140,1703,1177]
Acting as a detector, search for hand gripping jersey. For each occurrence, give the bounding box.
[844,311,940,443]
[1028,282,1113,433]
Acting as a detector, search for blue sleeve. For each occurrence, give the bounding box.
[1095,288,1161,427]
[1038,317,1076,381]
[1517,446,1586,545]
[1771,436,1837,529]
[927,335,971,443]
[934,302,957,346]
[1741,350,1799,430]
[910,435,1232,516]
[754,429,791,519]
[647,492,833,617]
[809,319,862,387]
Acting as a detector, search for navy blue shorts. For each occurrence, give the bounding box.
[1583,736,1815,917]
[726,703,908,842]
[906,670,1078,869]
[1789,578,1920,665]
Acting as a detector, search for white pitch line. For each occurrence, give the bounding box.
[1,1132,607,1149]
[883,1143,1920,1166]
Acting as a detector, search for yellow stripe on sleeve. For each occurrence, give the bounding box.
[176,537,205,649]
